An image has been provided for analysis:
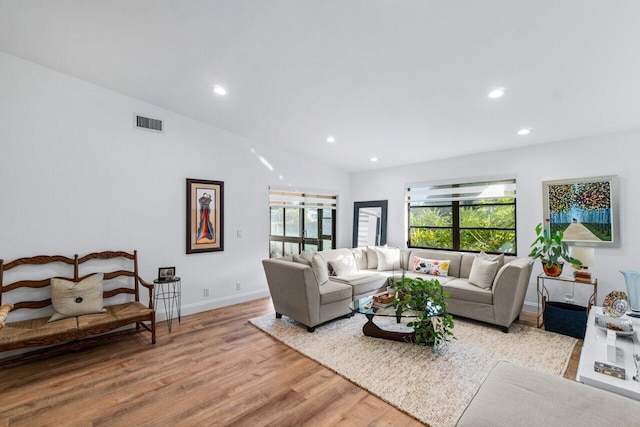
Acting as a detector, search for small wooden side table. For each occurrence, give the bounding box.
[153,277,182,332]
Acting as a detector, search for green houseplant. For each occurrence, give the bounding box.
[528,222,581,277]
[390,275,455,349]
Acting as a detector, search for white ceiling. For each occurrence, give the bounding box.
[2,1,640,173]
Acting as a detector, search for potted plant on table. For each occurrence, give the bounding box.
[529,222,581,277]
[390,275,455,349]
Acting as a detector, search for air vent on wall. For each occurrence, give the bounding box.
[134,114,163,133]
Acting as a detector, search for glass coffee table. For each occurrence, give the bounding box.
[350,295,441,342]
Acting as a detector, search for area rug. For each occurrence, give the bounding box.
[249,314,577,427]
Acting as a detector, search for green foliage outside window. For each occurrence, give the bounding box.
[409,198,516,254]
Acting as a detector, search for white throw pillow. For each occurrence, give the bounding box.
[366,246,378,269]
[311,254,329,286]
[413,257,450,276]
[351,248,368,270]
[329,256,358,276]
[478,251,505,270]
[375,247,401,271]
[468,257,500,289]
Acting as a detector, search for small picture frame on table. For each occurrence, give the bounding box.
[158,267,176,282]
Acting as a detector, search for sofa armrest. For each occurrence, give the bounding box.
[262,259,322,327]
[491,258,534,326]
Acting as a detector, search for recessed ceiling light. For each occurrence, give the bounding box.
[326,136,336,143]
[213,84,227,96]
[370,157,379,162]
[488,88,506,99]
[517,128,532,136]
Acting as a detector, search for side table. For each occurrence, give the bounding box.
[536,273,597,328]
[153,277,182,332]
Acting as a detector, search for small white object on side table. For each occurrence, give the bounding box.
[577,306,640,400]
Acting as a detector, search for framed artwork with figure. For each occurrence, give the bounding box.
[542,175,619,247]
[186,178,224,253]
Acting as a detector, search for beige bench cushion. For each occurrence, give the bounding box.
[457,361,640,426]
[77,302,153,330]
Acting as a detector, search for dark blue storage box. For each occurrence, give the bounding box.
[543,301,587,339]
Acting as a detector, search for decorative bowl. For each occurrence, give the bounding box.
[603,290,629,317]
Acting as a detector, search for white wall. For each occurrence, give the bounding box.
[0,52,351,318]
[350,130,640,312]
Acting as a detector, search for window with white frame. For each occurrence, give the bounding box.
[406,178,516,254]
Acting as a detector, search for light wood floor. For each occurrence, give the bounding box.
[0,298,582,426]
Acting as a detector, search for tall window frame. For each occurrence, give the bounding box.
[269,189,337,258]
[406,178,517,255]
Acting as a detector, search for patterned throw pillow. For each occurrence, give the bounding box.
[413,257,450,276]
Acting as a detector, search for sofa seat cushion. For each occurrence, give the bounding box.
[331,273,387,296]
[457,361,640,427]
[319,281,353,305]
[443,279,493,305]
[77,302,152,331]
[0,316,78,348]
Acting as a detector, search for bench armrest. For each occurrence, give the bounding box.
[137,276,155,310]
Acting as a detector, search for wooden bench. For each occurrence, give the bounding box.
[0,250,156,363]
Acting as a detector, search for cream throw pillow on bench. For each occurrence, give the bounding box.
[49,273,106,322]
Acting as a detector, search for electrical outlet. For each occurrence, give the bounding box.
[236,283,241,291]
[236,229,242,238]
[203,288,209,297]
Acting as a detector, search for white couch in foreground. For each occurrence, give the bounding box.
[456,361,640,426]
[262,247,533,332]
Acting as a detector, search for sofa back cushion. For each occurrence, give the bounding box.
[408,250,462,277]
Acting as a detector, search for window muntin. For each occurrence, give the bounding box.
[269,189,337,258]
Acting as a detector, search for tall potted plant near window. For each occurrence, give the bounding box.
[529,222,581,277]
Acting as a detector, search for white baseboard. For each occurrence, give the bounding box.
[154,289,271,322]
[522,300,538,314]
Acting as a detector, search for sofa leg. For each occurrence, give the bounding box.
[307,326,315,333]
[501,326,509,333]
[275,312,282,319]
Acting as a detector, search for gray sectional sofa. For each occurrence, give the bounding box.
[262,246,533,332]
